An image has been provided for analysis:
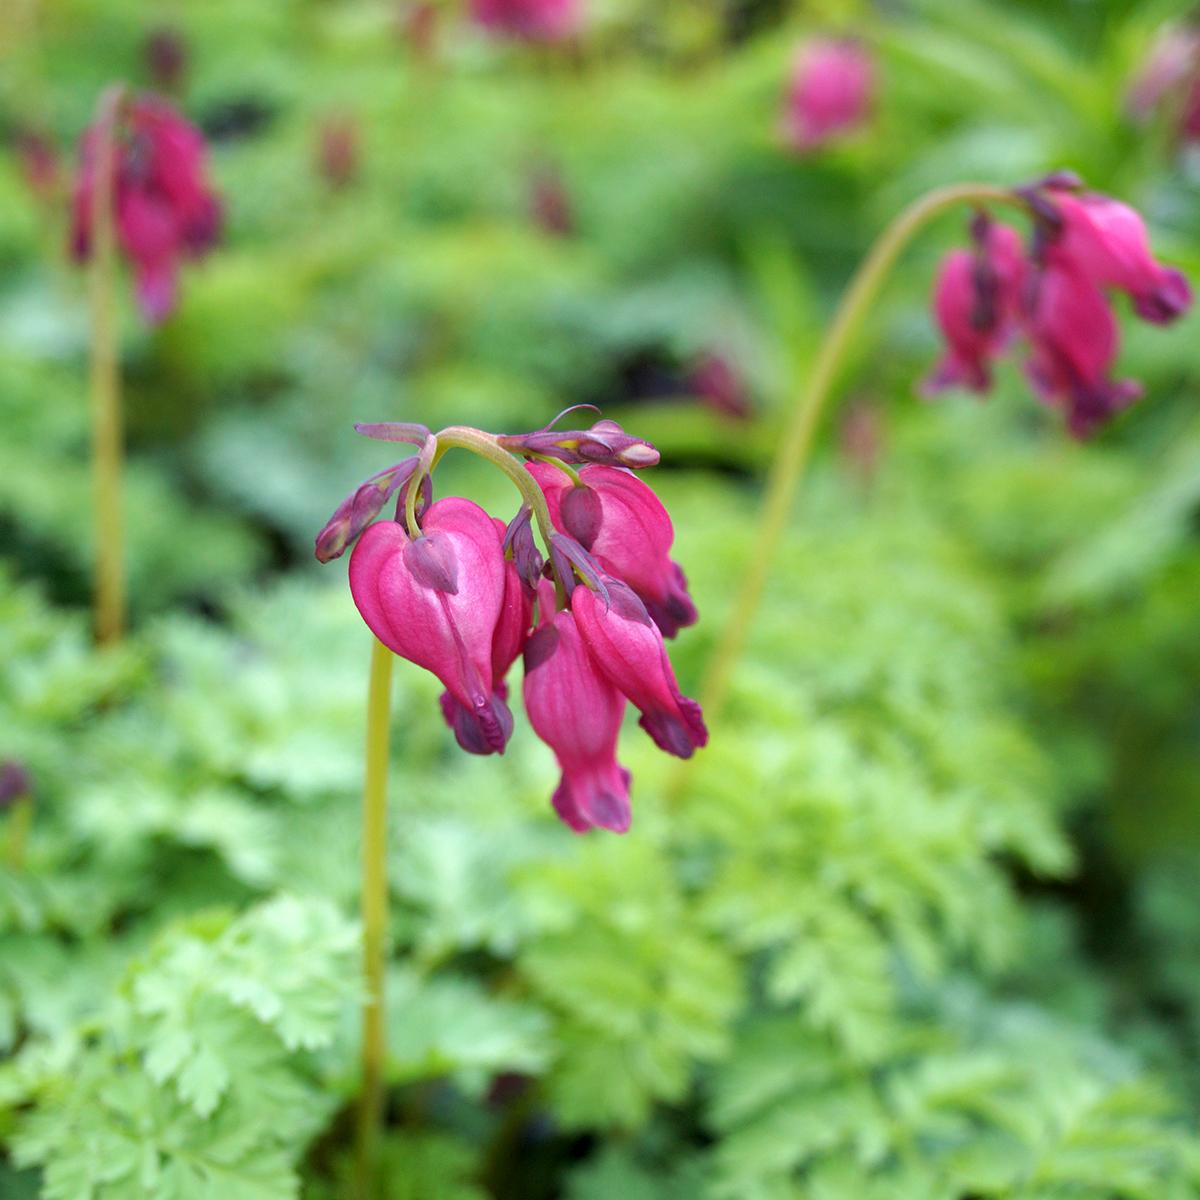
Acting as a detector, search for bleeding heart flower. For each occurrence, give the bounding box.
[527,462,698,638]
[780,38,874,153]
[570,579,707,759]
[523,585,631,833]
[349,497,513,754]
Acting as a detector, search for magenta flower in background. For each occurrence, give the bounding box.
[144,27,188,91]
[687,351,752,420]
[924,218,1026,394]
[319,416,706,833]
[470,0,580,43]
[923,175,1192,437]
[526,462,698,639]
[780,38,874,153]
[317,116,360,190]
[1127,24,1200,146]
[14,131,60,204]
[70,94,221,323]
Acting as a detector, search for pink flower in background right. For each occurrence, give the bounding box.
[780,38,874,152]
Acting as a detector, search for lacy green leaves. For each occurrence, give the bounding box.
[6,897,357,1200]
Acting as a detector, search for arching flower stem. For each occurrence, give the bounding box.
[697,182,1022,726]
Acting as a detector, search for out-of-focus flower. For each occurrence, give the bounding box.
[144,27,188,91]
[780,38,874,152]
[70,93,221,323]
[839,398,883,487]
[1023,262,1143,439]
[13,131,60,203]
[529,162,573,236]
[316,116,359,190]
[923,219,1026,394]
[922,175,1192,437]
[1127,24,1200,144]
[470,0,580,43]
[527,462,698,639]
[396,2,439,59]
[319,416,706,833]
[0,760,32,811]
[687,351,752,419]
[1046,189,1192,324]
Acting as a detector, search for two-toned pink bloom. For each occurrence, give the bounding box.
[70,94,221,323]
[526,462,697,639]
[470,0,580,42]
[523,585,631,833]
[924,176,1192,437]
[350,497,514,755]
[780,38,874,153]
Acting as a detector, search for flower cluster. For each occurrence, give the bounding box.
[924,175,1193,438]
[780,38,874,153]
[316,416,705,834]
[470,0,580,43]
[70,94,221,324]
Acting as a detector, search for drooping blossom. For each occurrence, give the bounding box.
[923,218,1026,395]
[1127,24,1200,146]
[70,93,221,323]
[318,416,705,833]
[470,0,580,43]
[349,497,514,755]
[526,461,698,638]
[780,38,874,153]
[922,175,1192,437]
[687,351,752,420]
[523,583,631,833]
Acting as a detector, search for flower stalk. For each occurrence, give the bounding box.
[88,85,127,645]
[356,636,394,1200]
[698,182,1017,725]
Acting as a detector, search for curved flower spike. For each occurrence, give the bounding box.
[528,462,698,638]
[350,497,513,753]
[523,592,632,833]
[571,579,707,759]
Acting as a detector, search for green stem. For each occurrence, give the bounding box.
[698,182,1019,724]
[89,84,126,646]
[526,451,584,487]
[433,426,559,551]
[356,636,394,1200]
[6,797,32,872]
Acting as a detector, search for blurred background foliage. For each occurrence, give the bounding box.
[3,0,1200,1196]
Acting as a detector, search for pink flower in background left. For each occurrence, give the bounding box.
[780,38,874,152]
[70,94,221,323]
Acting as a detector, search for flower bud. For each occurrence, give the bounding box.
[502,506,544,593]
[314,459,426,563]
[498,420,659,469]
